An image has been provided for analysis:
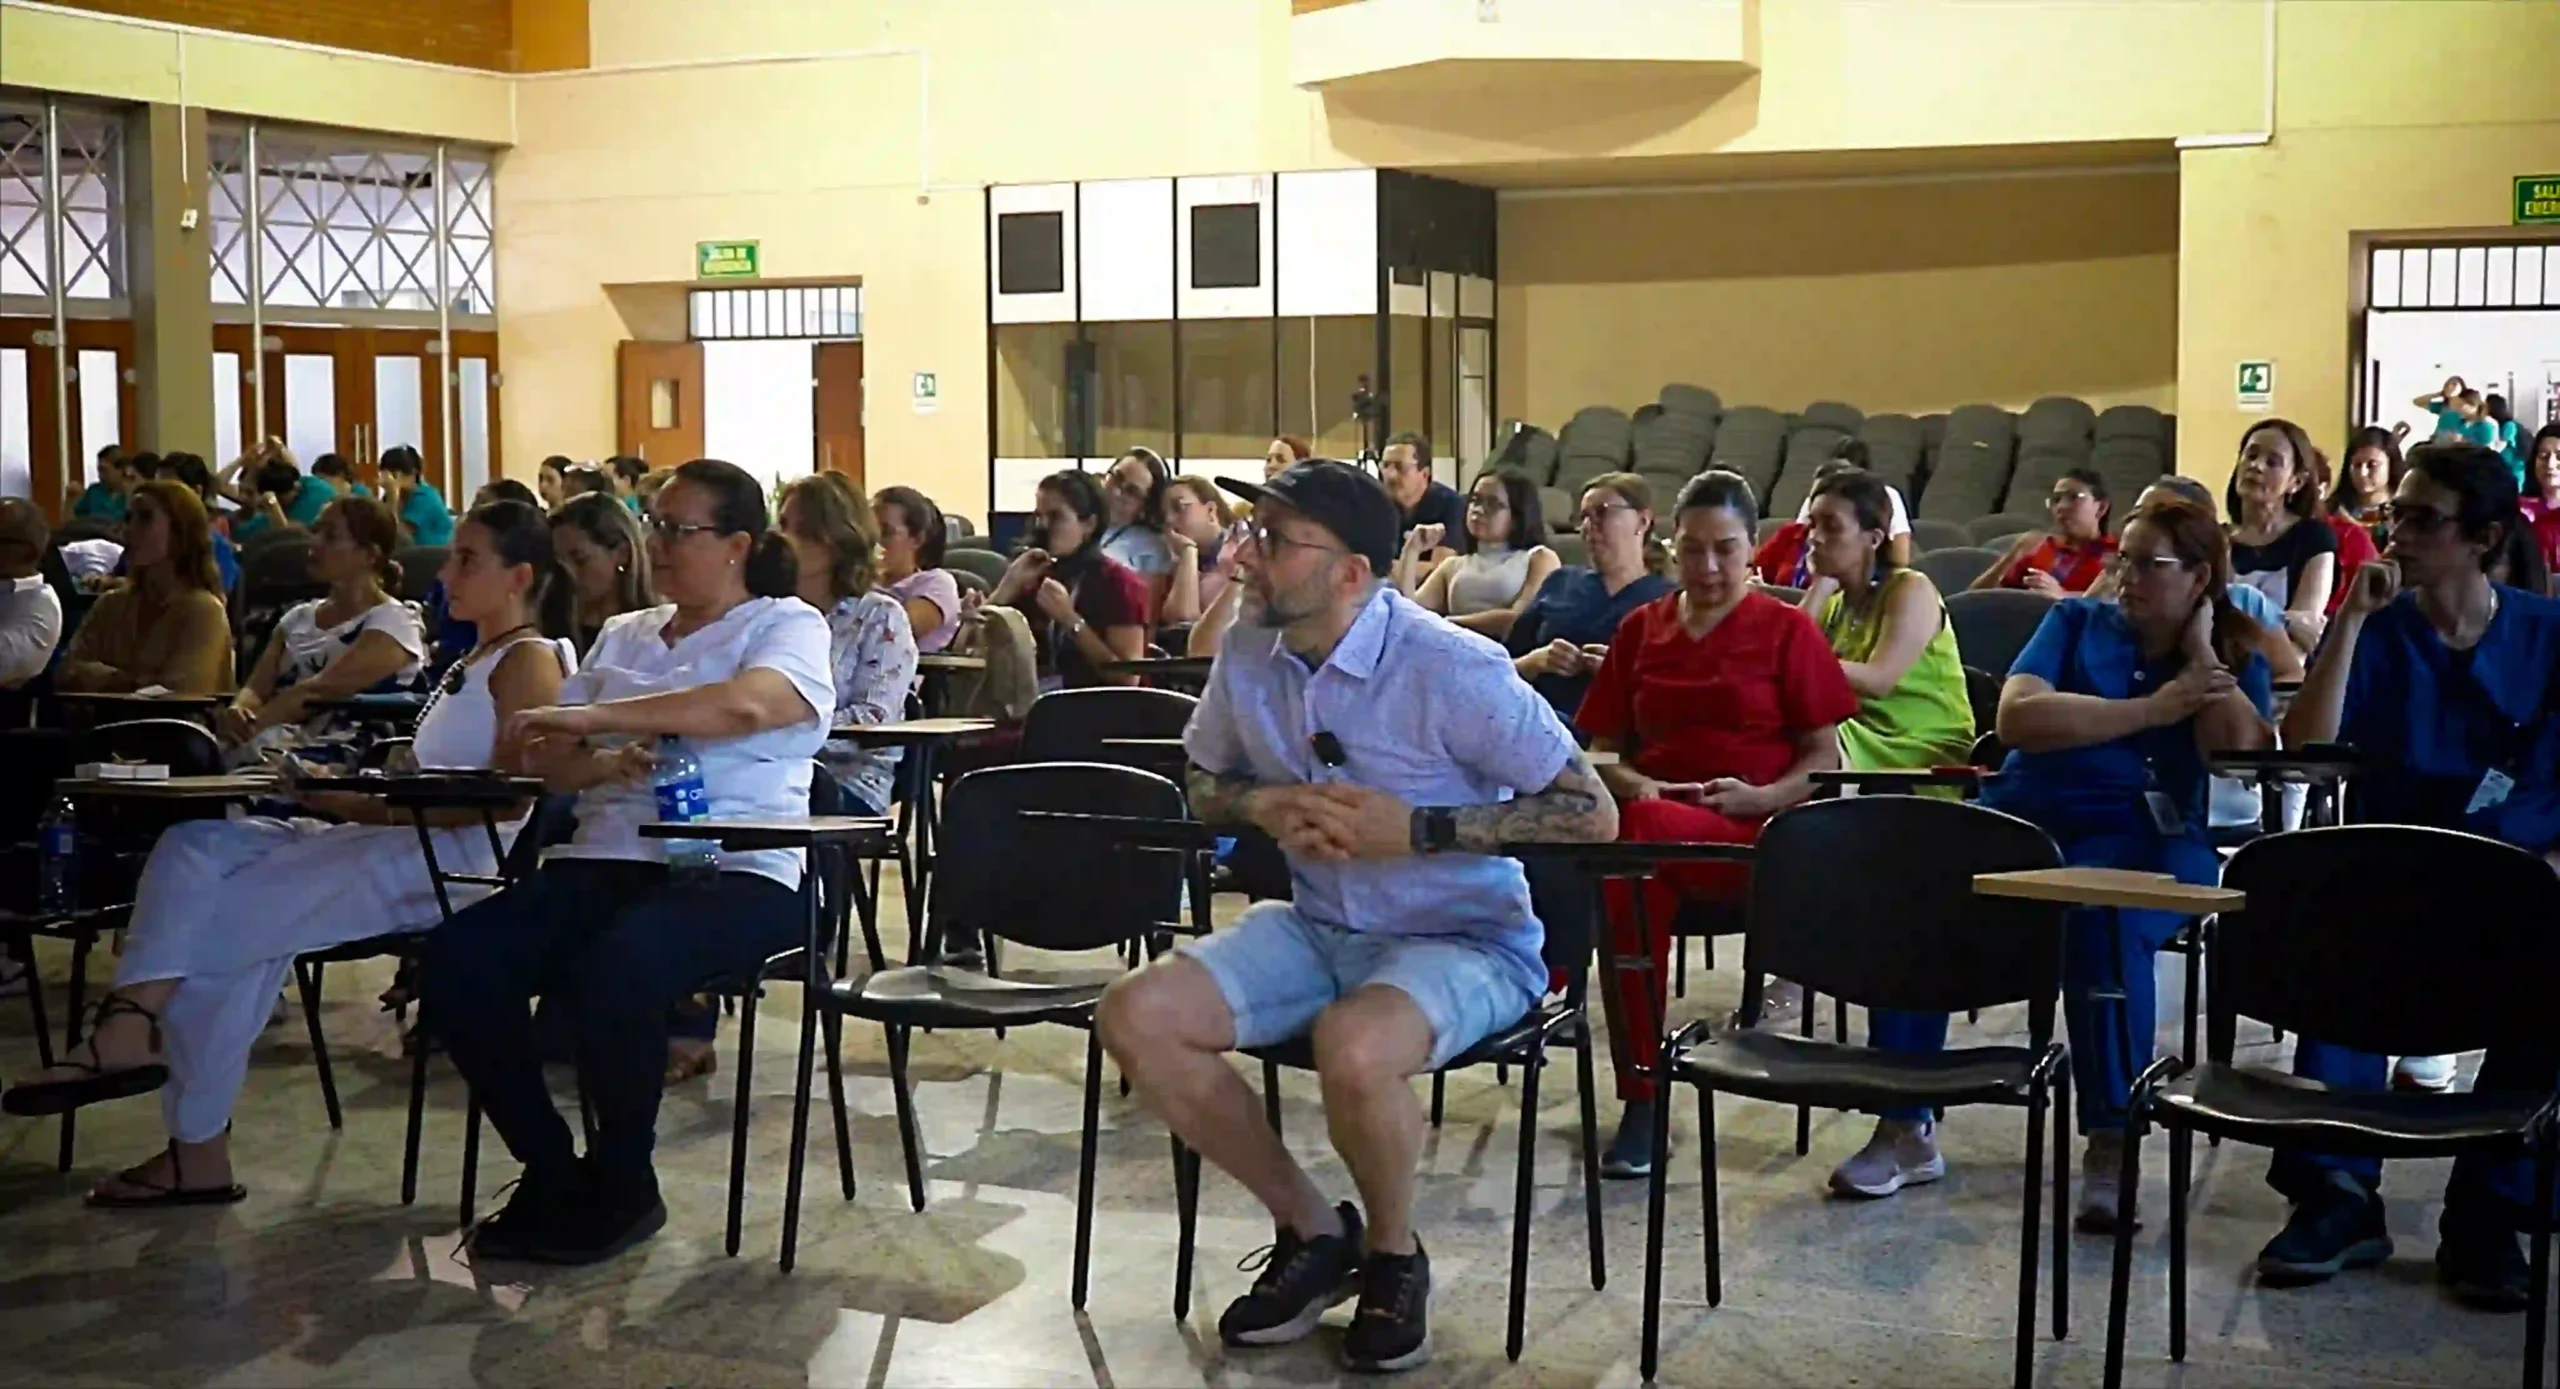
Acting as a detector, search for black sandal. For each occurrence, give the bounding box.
[85,1142,248,1209]
[1,996,173,1117]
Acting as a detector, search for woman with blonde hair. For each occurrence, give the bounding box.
[56,480,235,694]
[542,492,654,656]
[1160,473,1247,632]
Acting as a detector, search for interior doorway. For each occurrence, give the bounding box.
[0,316,135,515]
[618,284,863,497]
[211,322,498,503]
[2356,240,2560,439]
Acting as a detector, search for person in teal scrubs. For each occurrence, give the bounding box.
[284,467,343,528]
[72,446,132,523]
[2484,393,2527,486]
[310,452,373,501]
[378,445,454,547]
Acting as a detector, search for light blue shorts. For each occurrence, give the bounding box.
[1180,902,1542,1071]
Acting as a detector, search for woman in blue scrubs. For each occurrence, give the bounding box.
[1964,496,2274,1232]
[2255,440,2560,1311]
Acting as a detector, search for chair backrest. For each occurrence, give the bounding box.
[1945,588,2056,676]
[1019,685,1200,766]
[2218,826,2560,1056]
[1912,545,1999,594]
[1744,797,2066,1021]
[943,548,1010,587]
[1800,400,1864,434]
[1768,425,1850,520]
[2017,395,2096,450]
[2003,446,2092,515]
[949,567,989,597]
[1631,408,1714,482]
[1547,530,1591,570]
[1658,383,1722,422]
[1708,406,1789,500]
[947,514,978,539]
[933,762,1187,953]
[1858,413,1927,490]
[2093,403,2167,443]
[1908,518,1973,554]
[79,717,224,775]
[1962,664,2002,736]
[393,547,446,604]
[1966,513,2045,547]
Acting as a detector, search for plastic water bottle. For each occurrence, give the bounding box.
[37,793,77,913]
[651,737,719,875]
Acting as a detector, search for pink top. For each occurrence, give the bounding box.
[886,568,962,653]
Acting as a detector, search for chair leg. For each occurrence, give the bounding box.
[57,931,91,1173]
[1673,935,1687,999]
[459,1097,483,1228]
[2181,939,2201,1067]
[1429,1071,1445,1128]
[2053,1066,2072,1341]
[824,1009,856,1202]
[1576,1024,1606,1291]
[725,986,761,1259]
[1261,1055,1283,1137]
[1640,1079,1675,1383]
[1172,1136,1202,1321]
[1697,1085,1722,1308]
[401,1025,431,1206]
[1504,1047,1546,1362]
[2169,1124,2192,1363]
[780,989,821,1275]
[2525,1138,2553,1389]
[298,959,344,1131]
[2015,1079,2048,1389]
[1795,989,1815,1156]
[2101,1120,2146,1389]
[886,1024,927,1211]
[1071,1029,1105,1309]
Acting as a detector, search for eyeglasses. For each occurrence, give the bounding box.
[1465,494,1508,513]
[1243,523,1345,559]
[2379,501,2454,534]
[2049,489,2096,507]
[2109,552,2188,578]
[646,515,722,542]
[1576,502,1634,529]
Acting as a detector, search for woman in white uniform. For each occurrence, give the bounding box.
[216,494,428,758]
[1,500,568,1204]
[423,458,834,1266]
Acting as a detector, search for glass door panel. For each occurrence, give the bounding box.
[1,348,29,500]
[373,355,426,463]
[282,353,338,469]
[75,348,122,474]
[212,353,244,467]
[456,357,490,501]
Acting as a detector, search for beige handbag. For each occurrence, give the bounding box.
[945,602,1039,723]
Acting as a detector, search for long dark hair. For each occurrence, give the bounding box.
[2226,418,2326,521]
[464,499,554,606]
[1115,447,1172,530]
[1472,469,1545,552]
[1035,469,1110,565]
[2126,497,2253,670]
[875,484,948,568]
[2328,425,2404,514]
[1810,468,1901,583]
[669,458,796,599]
[2406,441,2520,575]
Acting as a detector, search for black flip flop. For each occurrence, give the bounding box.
[86,1144,248,1210]
[2,996,172,1117]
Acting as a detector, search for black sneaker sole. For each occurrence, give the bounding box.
[2258,1235,2393,1285]
[521,1199,668,1266]
[1220,1282,1358,1347]
[1343,1332,1431,1374]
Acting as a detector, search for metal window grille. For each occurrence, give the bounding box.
[686,285,862,341]
[2371,243,2560,312]
[0,101,125,302]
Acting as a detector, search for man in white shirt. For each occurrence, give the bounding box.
[0,499,63,689]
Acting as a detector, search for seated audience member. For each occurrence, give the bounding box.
[73,445,133,524]
[1792,440,1914,565]
[561,462,617,502]
[1379,432,1464,568]
[988,470,1150,690]
[1962,497,2272,1230]
[1099,447,1178,612]
[422,458,834,1265]
[124,451,162,482]
[542,492,654,656]
[426,482,547,669]
[2251,441,2560,1308]
[227,456,308,544]
[1097,459,1614,1372]
[0,499,62,689]
[157,454,241,591]
[56,481,234,695]
[1161,474,1247,634]
[873,485,960,653]
[1397,470,1560,639]
[2485,393,2526,482]
[609,454,650,512]
[216,497,426,756]
[379,445,456,547]
[2413,377,2478,443]
[1575,470,1860,1176]
[0,503,568,1198]
[1750,455,1895,587]
[1972,467,2118,594]
[2226,419,2339,651]
[475,478,538,511]
[1507,472,1674,724]
[537,454,574,511]
[2517,424,2560,583]
[1795,469,1982,1194]
[1264,433,1313,483]
[310,452,370,499]
[2329,425,2404,546]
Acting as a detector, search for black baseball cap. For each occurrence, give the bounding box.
[1216,461,1400,576]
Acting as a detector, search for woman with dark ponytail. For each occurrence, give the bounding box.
[416,456,837,1265]
[989,468,1152,688]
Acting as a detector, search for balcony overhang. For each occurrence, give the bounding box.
[1290,0,1755,96]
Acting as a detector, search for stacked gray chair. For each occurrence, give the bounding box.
[1552,407,1633,531]
[1967,513,2047,547]
[2089,404,2171,528]
[1478,421,1561,491]
[1631,407,1714,507]
[2005,396,2096,515]
[1769,424,1852,521]
[1916,405,2018,522]
[1913,545,2001,594]
[1909,518,1975,555]
[1800,400,1864,435]
[1659,383,1722,423]
[1858,414,1927,494]
[2094,404,2167,447]
[1708,405,1790,505]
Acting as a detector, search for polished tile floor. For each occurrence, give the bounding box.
[0,891,2541,1388]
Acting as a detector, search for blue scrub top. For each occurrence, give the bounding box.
[1504,566,1675,723]
[1978,597,2274,841]
[2337,585,2560,853]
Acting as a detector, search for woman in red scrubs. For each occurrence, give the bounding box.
[1576,469,1860,1175]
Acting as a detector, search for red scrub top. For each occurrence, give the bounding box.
[2000,534,2118,593]
[1575,589,1861,788]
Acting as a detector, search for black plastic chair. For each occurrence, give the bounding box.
[1635,797,2073,1389]
[1019,685,1198,766]
[787,762,1187,1293]
[1965,664,2004,734]
[2102,825,2560,1389]
[1947,589,2058,679]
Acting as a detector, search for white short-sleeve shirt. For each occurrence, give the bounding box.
[545,596,835,888]
[273,596,428,692]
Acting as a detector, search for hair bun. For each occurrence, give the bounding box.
[745,528,799,599]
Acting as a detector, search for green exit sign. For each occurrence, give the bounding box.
[697,240,760,279]
[2516,175,2560,225]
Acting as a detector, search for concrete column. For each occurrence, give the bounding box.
[122,103,214,455]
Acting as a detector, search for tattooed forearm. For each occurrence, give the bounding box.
[1185,761,1265,830]
[1447,751,1617,853]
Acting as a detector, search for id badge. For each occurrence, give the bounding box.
[2466,768,2516,816]
[2143,789,2187,836]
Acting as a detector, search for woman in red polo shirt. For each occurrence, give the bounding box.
[1576,469,1860,1177]
[1973,467,2118,595]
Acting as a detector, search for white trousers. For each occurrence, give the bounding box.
[113,814,503,1143]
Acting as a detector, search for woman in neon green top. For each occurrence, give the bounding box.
[1799,469,1976,775]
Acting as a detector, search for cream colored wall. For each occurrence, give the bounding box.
[2175,0,2560,491]
[1498,170,2180,425]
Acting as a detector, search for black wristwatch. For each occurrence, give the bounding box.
[1411,806,1460,855]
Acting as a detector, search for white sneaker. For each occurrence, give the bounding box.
[2392,1054,2458,1092]
[1828,1117,1945,1198]
[2077,1129,2138,1233]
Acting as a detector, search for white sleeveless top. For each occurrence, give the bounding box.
[412,632,576,770]
[1444,546,1539,618]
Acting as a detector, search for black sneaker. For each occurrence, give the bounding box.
[524,1173,668,1266]
[2256,1189,2392,1285]
[1600,1101,1662,1180]
[1218,1202,1364,1347]
[2437,1224,2531,1312]
[464,1168,584,1262]
[1342,1241,1431,1373]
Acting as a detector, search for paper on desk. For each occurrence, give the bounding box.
[133,685,173,697]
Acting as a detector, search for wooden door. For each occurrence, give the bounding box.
[0,316,138,519]
[617,341,705,468]
[814,340,866,491]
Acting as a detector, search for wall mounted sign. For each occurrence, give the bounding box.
[697,240,760,279]
[2237,360,2273,410]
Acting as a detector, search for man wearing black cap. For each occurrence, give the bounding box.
[1097,460,1617,1372]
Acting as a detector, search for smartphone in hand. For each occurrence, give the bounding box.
[1656,781,1710,804]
